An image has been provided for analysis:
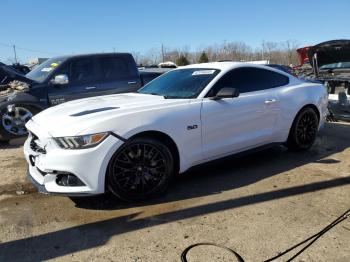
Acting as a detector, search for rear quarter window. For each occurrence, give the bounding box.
[260,69,290,89]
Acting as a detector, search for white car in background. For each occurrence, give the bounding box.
[24,62,328,201]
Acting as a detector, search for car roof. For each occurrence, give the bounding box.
[182,61,242,71]
[180,61,289,74]
[139,67,172,74]
[49,53,132,61]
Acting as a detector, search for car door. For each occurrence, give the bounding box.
[201,67,287,160]
[48,57,102,105]
[96,55,141,95]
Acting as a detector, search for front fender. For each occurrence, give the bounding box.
[0,92,46,111]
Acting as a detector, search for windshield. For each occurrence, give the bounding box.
[26,57,67,82]
[138,68,220,98]
[320,62,350,70]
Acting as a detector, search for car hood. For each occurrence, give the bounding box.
[30,93,189,137]
[0,63,34,85]
[308,40,350,68]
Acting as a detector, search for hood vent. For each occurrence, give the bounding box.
[70,107,119,117]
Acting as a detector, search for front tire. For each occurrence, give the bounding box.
[106,137,175,201]
[0,105,38,140]
[287,107,319,151]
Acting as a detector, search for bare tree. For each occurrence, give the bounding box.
[137,39,300,66]
[283,40,299,66]
[131,51,141,65]
[146,47,162,65]
[262,41,277,61]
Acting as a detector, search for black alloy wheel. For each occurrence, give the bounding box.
[287,107,319,151]
[107,137,174,201]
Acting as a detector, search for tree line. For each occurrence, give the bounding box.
[134,40,300,67]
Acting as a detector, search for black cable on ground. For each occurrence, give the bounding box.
[264,207,350,262]
[181,208,350,262]
[181,242,244,262]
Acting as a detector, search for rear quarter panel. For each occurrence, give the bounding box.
[275,79,328,142]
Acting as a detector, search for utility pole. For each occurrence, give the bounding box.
[113,47,116,53]
[161,44,164,63]
[13,45,18,63]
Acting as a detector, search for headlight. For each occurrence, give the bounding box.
[54,132,109,149]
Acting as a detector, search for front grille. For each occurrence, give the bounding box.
[29,132,47,154]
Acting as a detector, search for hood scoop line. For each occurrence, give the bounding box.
[70,107,119,117]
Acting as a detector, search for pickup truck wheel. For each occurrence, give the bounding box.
[0,105,37,139]
[107,137,174,201]
[287,107,319,151]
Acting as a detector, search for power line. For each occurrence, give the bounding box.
[15,45,60,56]
[0,41,60,56]
[0,42,12,48]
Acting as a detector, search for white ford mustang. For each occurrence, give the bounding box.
[24,62,328,201]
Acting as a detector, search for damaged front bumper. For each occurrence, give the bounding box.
[24,119,124,196]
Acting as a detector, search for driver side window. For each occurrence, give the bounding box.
[207,70,238,97]
[52,58,100,86]
[207,67,289,97]
[53,62,70,77]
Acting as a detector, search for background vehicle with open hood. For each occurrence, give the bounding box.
[0,53,168,142]
[307,40,350,121]
[308,40,350,94]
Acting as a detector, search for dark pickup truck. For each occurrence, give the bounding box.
[0,53,167,142]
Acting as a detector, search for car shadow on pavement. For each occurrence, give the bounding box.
[0,178,349,261]
[0,137,26,149]
[71,122,350,211]
[0,122,350,261]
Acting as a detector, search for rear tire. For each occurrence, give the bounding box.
[106,137,174,201]
[286,107,319,151]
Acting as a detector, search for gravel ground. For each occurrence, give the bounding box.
[0,122,349,262]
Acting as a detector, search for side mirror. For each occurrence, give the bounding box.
[51,74,69,86]
[211,87,239,100]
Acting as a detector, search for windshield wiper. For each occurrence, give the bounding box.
[139,92,181,99]
[141,92,168,99]
[163,95,183,99]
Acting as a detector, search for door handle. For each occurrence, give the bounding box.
[128,81,137,85]
[85,86,96,90]
[265,99,277,104]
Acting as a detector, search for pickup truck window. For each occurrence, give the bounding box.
[99,57,130,80]
[26,57,67,83]
[138,68,220,99]
[70,58,99,84]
